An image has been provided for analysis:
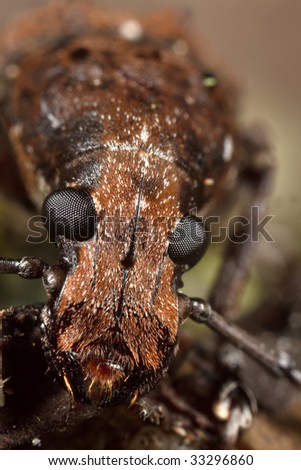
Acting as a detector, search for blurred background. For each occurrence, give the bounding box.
[0,0,301,449]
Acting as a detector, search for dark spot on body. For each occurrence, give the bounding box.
[70,47,91,61]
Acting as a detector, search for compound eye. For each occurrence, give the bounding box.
[42,188,97,242]
[168,215,208,266]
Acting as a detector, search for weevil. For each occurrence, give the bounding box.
[0,1,300,420]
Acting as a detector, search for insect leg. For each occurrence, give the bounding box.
[0,304,44,407]
[0,256,48,279]
[189,297,301,387]
[209,130,274,318]
[0,256,68,300]
[0,131,33,208]
[132,398,164,425]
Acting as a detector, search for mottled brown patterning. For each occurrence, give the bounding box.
[0,1,241,405]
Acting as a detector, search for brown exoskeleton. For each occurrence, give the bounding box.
[0,0,300,444]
